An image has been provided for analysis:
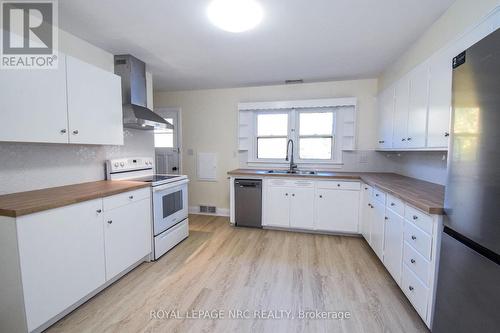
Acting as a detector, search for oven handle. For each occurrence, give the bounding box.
[152,178,189,192]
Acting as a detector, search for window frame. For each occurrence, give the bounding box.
[296,109,336,162]
[254,110,291,160]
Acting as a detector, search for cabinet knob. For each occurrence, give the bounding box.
[319,195,323,198]
[390,202,395,206]
[407,137,412,141]
[410,259,416,264]
[375,193,379,197]
[107,220,113,224]
[72,130,79,135]
[337,184,341,187]
[60,129,67,134]
[364,187,368,190]
[413,215,418,220]
[292,194,295,197]
[402,138,406,141]
[129,195,134,199]
[96,209,102,213]
[409,286,414,291]
[285,193,288,196]
[411,235,417,240]
[444,132,450,137]
[384,216,388,220]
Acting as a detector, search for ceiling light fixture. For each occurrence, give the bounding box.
[207,0,263,33]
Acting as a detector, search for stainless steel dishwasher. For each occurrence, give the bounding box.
[234,179,262,228]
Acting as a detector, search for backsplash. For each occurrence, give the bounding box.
[383,151,448,185]
[0,129,154,195]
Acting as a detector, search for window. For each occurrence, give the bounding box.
[154,118,174,148]
[298,111,334,160]
[256,113,288,159]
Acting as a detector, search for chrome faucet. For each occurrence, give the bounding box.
[286,139,297,173]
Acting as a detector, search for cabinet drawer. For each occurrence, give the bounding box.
[372,187,386,204]
[386,194,404,216]
[154,218,189,260]
[103,188,150,211]
[403,241,431,286]
[291,180,314,188]
[402,264,429,321]
[316,180,360,190]
[268,179,293,187]
[405,204,432,235]
[404,220,432,260]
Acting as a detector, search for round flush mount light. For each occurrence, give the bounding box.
[207,0,263,33]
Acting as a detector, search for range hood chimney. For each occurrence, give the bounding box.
[114,55,172,130]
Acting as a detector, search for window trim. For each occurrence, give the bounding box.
[254,110,290,160]
[296,109,336,162]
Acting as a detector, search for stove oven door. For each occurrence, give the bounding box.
[152,179,188,236]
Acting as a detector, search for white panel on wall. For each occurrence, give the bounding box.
[197,153,217,181]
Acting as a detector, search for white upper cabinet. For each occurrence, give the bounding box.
[0,56,69,144]
[66,56,123,145]
[0,54,124,145]
[377,87,395,149]
[392,76,410,149]
[407,64,429,148]
[427,51,453,148]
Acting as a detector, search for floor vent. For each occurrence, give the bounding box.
[200,205,217,214]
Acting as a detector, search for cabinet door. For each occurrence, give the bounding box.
[360,184,372,242]
[104,198,152,280]
[393,76,410,148]
[290,187,315,230]
[265,186,291,227]
[66,56,123,145]
[377,87,395,148]
[316,189,359,233]
[16,199,105,331]
[428,51,452,148]
[370,199,385,261]
[383,209,404,286]
[0,56,68,144]
[407,64,429,148]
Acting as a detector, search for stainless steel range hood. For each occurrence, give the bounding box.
[114,54,173,130]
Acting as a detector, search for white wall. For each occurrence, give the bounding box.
[155,79,386,211]
[0,29,155,195]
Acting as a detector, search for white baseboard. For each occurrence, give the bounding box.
[189,206,230,217]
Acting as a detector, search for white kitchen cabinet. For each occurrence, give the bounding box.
[0,56,69,144]
[16,199,106,332]
[66,56,124,145]
[407,64,429,148]
[359,184,372,243]
[265,186,291,228]
[392,76,410,148]
[315,187,359,233]
[377,87,395,149]
[427,51,452,148]
[370,198,385,261]
[103,197,151,280]
[383,208,404,286]
[289,187,315,230]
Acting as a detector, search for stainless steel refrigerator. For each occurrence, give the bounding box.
[433,28,500,332]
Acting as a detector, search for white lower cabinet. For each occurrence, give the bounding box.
[383,208,404,285]
[103,197,152,280]
[369,198,385,261]
[0,188,152,333]
[359,185,372,242]
[265,185,291,228]
[16,199,106,332]
[315,185,359,233]
[290,186,315,230]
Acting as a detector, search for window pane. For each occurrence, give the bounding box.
[155,133,173,148]
[299,138,332,159]
[299,112,333,135]
[257,137,287,159]
[257,113,288,136]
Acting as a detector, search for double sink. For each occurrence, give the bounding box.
[266,169,316,175]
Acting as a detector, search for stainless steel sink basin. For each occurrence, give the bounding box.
[267,169,316,175]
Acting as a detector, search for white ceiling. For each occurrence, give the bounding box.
[59,0,455,91]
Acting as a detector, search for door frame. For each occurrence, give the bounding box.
[155,107,183,174]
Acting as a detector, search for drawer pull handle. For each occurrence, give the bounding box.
[409,286,414,291]
[413,215,418,220]
[375,193,379,197]
[411,235,417,240]
[107,220,113,224]
[129,195,134,199]
[410,259,416,264]
[96,209,102,213]
[390,202,395,206]
[60,129,67,134]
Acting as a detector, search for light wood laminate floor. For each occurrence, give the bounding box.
[47,215,428,333]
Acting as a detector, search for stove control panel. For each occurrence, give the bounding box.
[106,157,154,174]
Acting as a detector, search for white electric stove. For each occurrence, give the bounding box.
[106,157,189,260]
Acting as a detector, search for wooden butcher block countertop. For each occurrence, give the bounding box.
[227,169,445,215]
[0,180,149,218]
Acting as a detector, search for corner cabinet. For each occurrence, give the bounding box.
[0,188,151,333]
[0,53,123,145]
